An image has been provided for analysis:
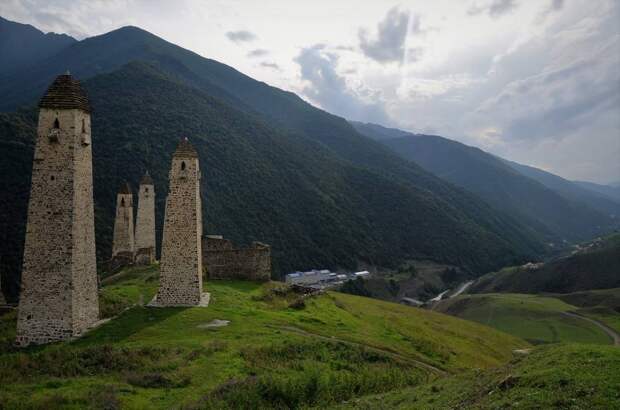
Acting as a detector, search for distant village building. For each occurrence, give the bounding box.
[157,138,207,306]
[110,182,135,270]
[203,235,271,281]
[285,269,371,289]
[135,171,156,265]
[16,73,99,346]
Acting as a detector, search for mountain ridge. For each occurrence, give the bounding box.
[351,121,620,244]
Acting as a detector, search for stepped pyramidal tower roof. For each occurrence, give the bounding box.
[140,170,154,185]
[174,137,198,158]
[39,73,91,112]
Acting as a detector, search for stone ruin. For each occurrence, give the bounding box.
[203,235,271,281]
[16,73,99,346]
[155,138,208,306]
[14,74,278,345]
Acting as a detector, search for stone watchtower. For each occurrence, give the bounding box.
[16,73,99,346]
[157,138,205,306]
[135,171,156,265]
[110,182,135,269]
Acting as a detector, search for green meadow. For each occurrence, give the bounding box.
[0,265,526,409]
[435,293,615,345]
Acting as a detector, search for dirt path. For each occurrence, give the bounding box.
[562,311,620,346]
[268,324,448,375]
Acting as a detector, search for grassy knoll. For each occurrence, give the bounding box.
[0,265,526,409]
[338,343,620,409]
[435,293,614,345]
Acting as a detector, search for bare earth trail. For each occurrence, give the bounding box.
[562,311,620,346]
[268,324,448,376]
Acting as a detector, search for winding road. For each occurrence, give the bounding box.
[562,311,620,346]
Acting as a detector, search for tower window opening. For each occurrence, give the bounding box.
[53,118,60,129]
[50,175,55,181]
[181,161,186,171]
[121,198,125,207]
[145,188,149,193]
[82,119,86,133]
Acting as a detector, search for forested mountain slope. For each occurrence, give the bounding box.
[352,121,619,244]
[0,62,541,301]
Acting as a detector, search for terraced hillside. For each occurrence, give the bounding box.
[0,265,526,409]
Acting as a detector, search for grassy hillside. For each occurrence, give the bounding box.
[556,288,620,333]
[434,293,615,345]
[0,61,541,301]
[338,344,620,409]
[351,121,620,244]
[470,233,620,294]
[0,265,527,409]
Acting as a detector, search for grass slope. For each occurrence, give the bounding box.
[338,344,620,409]
[0,265,527,409]
[434,293,615,345]
[556,288,620,333]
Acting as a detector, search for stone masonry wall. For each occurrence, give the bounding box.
[158,148,203,305]
[135,182,156,265]
[16,107,99,346]
[203,236,271,281]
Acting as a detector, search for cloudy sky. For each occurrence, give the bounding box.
[2,0,619,183]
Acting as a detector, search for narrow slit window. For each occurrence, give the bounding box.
[82,119,86,133]
[121,198,125,207]
[181,161,186,170]
[53,118,60,129]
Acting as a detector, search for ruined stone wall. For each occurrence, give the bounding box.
[203,237,271,281]
[135,182,156,265]
[112,192,135,257]
[16,107,99,346]
[158,151,203,305]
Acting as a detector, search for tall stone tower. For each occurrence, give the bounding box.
[110,182,135,269]
[157,138,204,306]
[16,73,99,346]
[135,171,156,265]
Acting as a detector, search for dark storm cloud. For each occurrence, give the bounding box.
[468,0,518,18]
[358,7,414,64]
[295,44,389,124]
[225,30,256,43]
[248,49,269,58]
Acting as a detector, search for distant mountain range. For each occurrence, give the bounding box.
[0,17,546,300]
[0,16,76,75]
[351,122,620,245]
